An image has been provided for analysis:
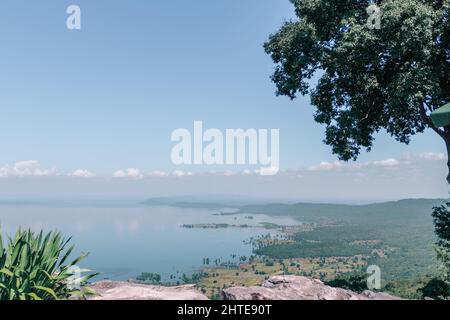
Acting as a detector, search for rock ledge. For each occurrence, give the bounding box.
[88,276,401,300]
[88,280,208,300]
[222,275,401,300]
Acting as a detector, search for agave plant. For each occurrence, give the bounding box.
[0,228,98,300]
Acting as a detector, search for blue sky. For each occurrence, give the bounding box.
[0,1,447,200]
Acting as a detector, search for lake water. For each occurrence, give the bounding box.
[0,202,298,281]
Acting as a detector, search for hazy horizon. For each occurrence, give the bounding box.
[0,193,446,206]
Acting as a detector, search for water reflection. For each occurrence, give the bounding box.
[0,204,298,281]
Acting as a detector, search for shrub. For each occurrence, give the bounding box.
[326,273,368,293]
[419,278,450,300]
[265,261,274,267]
[432,203,450,281]
[0,228,97,300]
[136,272,161,284]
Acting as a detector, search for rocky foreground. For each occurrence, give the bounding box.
[88,275,400,300]
[88,281,208,300]
[221,275,400,300]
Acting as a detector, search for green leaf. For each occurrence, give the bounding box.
[27,292,43,300]
[0,228,98,300]
[0,268,13,277]
[32,286,58,300]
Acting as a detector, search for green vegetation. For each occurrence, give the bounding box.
[0,228,96,300]
[181,272,208,284]
[259,222,281,230]
[419,278,450,300]
[326,273,368,293]
[254,225,380,258]
[240,199,445,297]
[136,272,161,284]
[143,198,450,299]
[419,201,450,300]
[432,202,450,281]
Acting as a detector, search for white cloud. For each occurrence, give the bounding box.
[112,168,143,179]
[0,160,58,178]
[372,158,400,167]
[254,167,280,176]
[70,169,96,178]
[309,161,344,171]
[307,153,441,173]
[0,151,444,181]
[112,170,127,178]
[418,152,446,161]
[147,170,169,177]
[304,151,447,176]
[172,170,193,177]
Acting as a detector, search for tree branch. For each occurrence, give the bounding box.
[424,100,434,113]
[418,100,445,139]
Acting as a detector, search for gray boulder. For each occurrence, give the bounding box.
[88,280,208,300]
[222,275,401,300]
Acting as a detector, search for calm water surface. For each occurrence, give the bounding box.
[0,203,298,281]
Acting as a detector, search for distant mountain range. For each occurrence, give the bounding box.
[143,197,447,222]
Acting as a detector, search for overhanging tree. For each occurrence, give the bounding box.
[264,0,450,183]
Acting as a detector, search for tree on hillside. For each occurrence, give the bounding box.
[264,0,450,183]
[432,202,450,280]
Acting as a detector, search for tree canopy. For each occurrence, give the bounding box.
[265,0,450,180]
